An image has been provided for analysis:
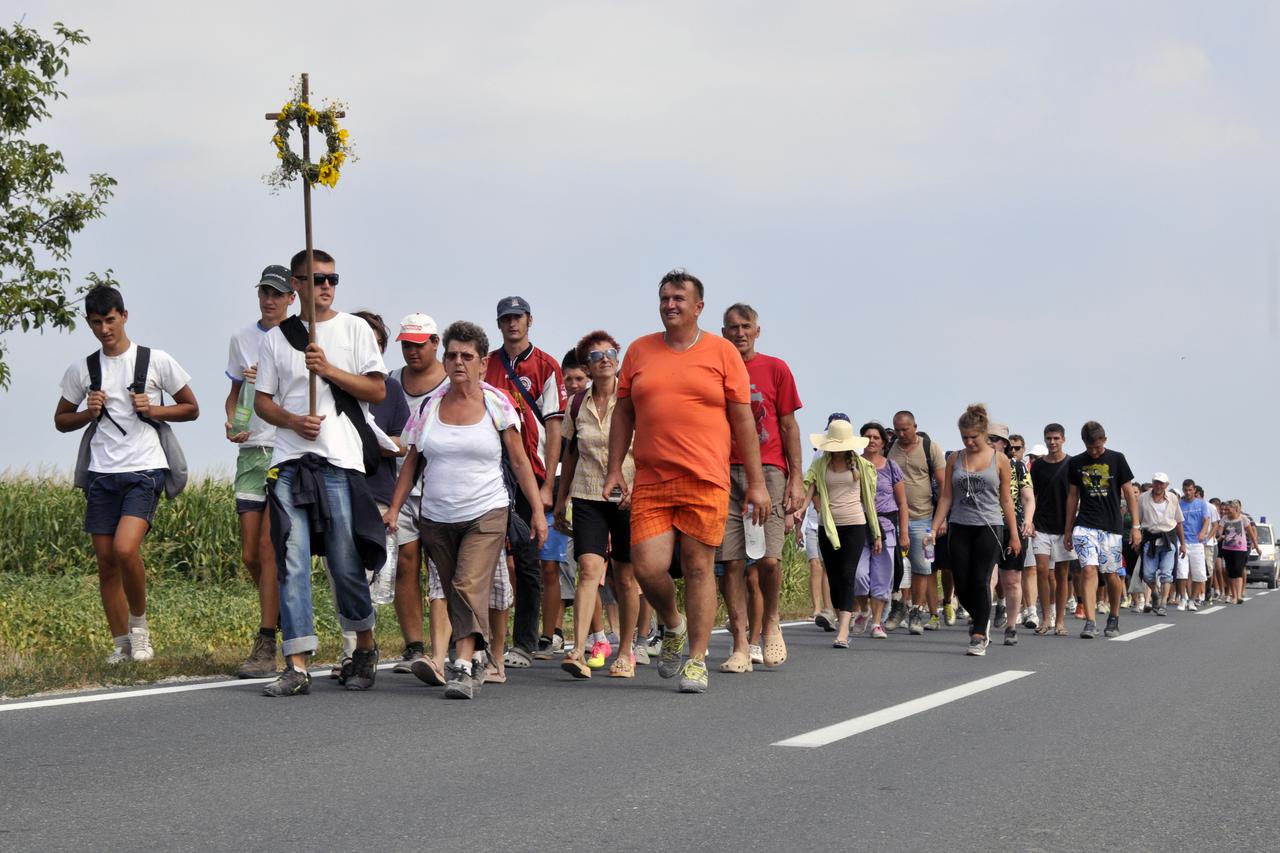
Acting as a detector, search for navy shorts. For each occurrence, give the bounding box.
[84,469,166,536]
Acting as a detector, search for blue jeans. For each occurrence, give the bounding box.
[1141,544,1175,584]
[907,519,934,575]
[274,463,375,657]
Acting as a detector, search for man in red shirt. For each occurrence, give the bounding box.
[717,304,803,673]
[484,296,566,665]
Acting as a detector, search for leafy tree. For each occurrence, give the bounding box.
[0,21,116,388]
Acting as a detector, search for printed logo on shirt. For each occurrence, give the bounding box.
[750,383,769,446]
[1080,463,1112,497]
[519,375,533,393]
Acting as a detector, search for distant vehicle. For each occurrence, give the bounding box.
[1247,522,1277,589]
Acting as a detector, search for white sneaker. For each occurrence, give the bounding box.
[1188,600,1198,611]
[106,643,131,665]
[1176,598,1187,612]
[128,627,154,661]
[851,612,870,636]
[749,644,764,665]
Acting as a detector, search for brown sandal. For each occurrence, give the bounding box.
[1034,623,1051,636]
[1054,624,1068,636]
[560,654,591,679]
[608,655,635,678]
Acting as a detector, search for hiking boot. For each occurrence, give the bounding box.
[128,626,154,662]
[392,646,425,673]
[993,603,1007,629]
[677,658,709,694]
[907,607,925,635]
[884,601,906,631]
[533,636,556,660]
[236,633,278,679]
[443,661,476,699]
[343,645,379,690]
[1080,620,1098,639]
[1004,627,1017,646]
[1103,615,1120,638]
[263,666,311,697]
[658,621,688,679]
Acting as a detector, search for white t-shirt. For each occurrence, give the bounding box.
[408,382,520,523]
[1206,503,1221,547]
[59,343,191,473]
[255,312,386,471]
[390,367,442,499]
[225,321,276,448]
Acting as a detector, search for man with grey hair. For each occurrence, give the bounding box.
[716,302,804,672]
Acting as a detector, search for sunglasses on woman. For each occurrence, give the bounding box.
[586,348,619,364]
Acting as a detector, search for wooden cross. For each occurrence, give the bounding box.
[264,72,346,415]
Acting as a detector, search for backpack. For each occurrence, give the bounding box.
[278,316,380,477]
[73,346,189,499]
[566,389,588,455]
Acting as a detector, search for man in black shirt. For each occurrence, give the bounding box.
[1063,420,1140,639]
[1029,423,1075,635]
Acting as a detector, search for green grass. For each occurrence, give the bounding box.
[0,476,818,697]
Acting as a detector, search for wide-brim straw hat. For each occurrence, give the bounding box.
[811,418,870,453]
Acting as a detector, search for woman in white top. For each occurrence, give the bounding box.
[386,321,547,700]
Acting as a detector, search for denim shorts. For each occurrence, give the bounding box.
[540,511,569,562]
[84,469,166,535]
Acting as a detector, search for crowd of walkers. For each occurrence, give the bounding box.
[53,259,1268,696]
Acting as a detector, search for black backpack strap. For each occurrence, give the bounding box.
[567,389,587,454]
[86,350,127,435]
[129,345,164,430]
[499,349,547,426]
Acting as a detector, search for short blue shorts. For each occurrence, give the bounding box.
[539,512,569,562]
[84,469,166,536]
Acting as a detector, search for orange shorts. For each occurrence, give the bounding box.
[630,476,730,547]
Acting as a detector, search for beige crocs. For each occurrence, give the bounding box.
[762,625,787,667]
[718,651,754,673]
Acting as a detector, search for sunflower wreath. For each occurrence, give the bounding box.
[267,94,354,191]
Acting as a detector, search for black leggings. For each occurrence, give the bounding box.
[1223,550,1248,580]
[818,524,868,613]
[946,522,1005,636]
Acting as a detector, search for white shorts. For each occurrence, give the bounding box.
[1032,530,1077,564]
[1180,543,1207,583]
[426,550,512,610]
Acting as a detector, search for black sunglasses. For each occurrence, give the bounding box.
[292,272,340,287]
[586,348,619,364]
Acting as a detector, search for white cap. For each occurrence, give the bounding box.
[395,313,438,343]
[1030,443,1048,457]
[1152,472,1170,484]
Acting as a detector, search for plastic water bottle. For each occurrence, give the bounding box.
[370,531,397,605]
[744,504,766,560]
[231,380,255,434]
[924,534,936,563]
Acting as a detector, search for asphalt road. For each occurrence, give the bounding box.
[3,587,1278,853]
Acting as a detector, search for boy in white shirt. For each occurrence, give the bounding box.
[225,265,295,678]
[54,285,199,664]
[253,249,387,697]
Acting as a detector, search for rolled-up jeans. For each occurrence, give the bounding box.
[274,463,376,657]
[1140,542,1175,585]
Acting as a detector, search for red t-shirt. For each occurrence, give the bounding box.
[617,332,751,490]
[728,352,803,473]
[483,344,566,482]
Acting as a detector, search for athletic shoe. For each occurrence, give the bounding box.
[128,627,154,662]
[106,642,131,665]
[677,658,709,694]
[1176,598,1187,612]
[262,666,311,697]
[1024,609,1038,630]
[533,636,556,660]
[658,621,688,679]
[993,604,1007,629]
[966,635,987,656]
[907,607,925,635]
[551,632,566,654]
[870,624,887,639]
[1097,602,1110,616]
[924,613,941,631]
[633,643,650,666]
[1080,620,1098,639]
[884,601,906,632]
[851,612,869,635]
[955,605,969,621]
[391,646,424,674]
[1121,595,1133,609]
[814,612,833,631]
[942,603,956,626]
[236,633,278,678]
[1155,605,1168,617]
[331,658,351,680]
[646,632,663,656]
[1004,627,1017,646]
[1187,600,1198,612]
[1142,603,1153,614]
[587,639,612,669]
[1074,603,1086,619]
[443,661,476,699]
[749,644,764,665]
[344,645,379,690]
[1103,615,1119,638]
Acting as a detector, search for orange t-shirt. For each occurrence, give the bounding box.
[617,331,751,489]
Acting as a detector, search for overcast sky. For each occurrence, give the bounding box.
[6,2,1280,516]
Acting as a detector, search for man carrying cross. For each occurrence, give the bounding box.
[253,248,388,696]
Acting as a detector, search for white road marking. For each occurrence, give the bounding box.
[2,620,820,713]
[773,670,1034,748]
[1109,623,1174,642]
[1197,606,1224,614]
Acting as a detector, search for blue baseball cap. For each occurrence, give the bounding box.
[496,296,531,319]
